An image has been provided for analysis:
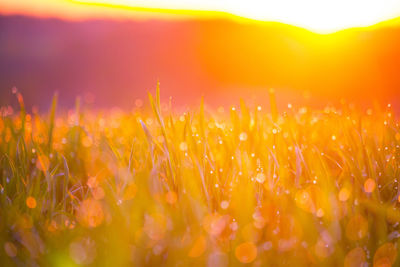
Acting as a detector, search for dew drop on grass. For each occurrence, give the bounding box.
[239,132,248,141]
[220,201,229,210]
[316,209,324,218]
[256,173,266,183]
[179,142,188,151]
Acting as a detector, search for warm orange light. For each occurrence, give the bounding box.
[364,178,376,193]
[373,243,397,267]
[344,247,366,267]
[1,0,400,33]
[75,0,400,33]
[26,197,37,209]
[235,242,258,263]
[338,188,351,202]
[346,214,368,241]
[188,235,206,258]
[76,198,105,228]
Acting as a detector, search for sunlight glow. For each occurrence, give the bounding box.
[72,0,400,33]
[1,0,400,33]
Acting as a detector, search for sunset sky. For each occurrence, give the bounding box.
[2,0,400,33]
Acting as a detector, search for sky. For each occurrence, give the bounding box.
[2,0,400,33]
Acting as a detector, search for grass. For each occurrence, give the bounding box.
[1,86,400,266]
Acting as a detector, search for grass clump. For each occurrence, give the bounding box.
[0,88,400,266]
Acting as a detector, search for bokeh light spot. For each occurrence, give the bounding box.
[26,196,37,209]
[235,242,257,263]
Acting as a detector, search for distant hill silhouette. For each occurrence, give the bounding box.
[1,15,400,109]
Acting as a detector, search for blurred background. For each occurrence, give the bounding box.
[1,1,400,109]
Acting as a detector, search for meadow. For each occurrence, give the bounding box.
[1,86,399,266]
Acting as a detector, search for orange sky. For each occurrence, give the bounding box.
[2,0,400,33]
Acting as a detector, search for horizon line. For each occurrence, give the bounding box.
[2,0,400,35]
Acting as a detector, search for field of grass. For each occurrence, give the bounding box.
[1,86,400,266]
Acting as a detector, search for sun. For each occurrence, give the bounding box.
[228,0,400,33]
[71,0,400,33]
